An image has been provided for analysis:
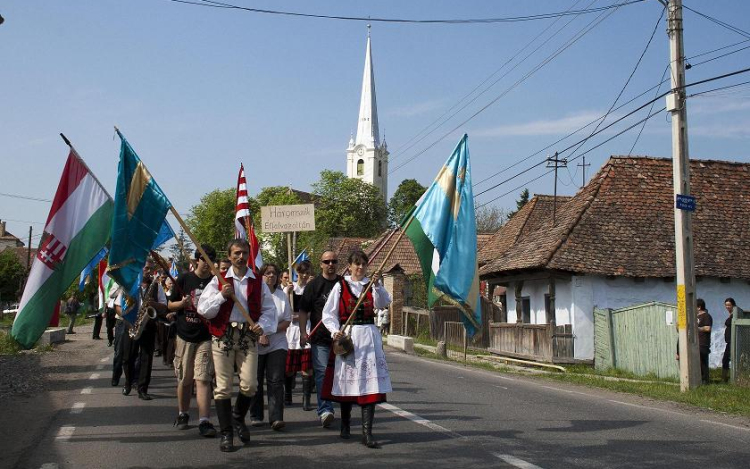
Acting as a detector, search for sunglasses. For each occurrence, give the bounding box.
[321,259,338,265]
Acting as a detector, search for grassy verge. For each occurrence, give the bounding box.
[0,330,54,355]
[413,344,750,417]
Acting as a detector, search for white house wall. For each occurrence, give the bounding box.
[499,276,750,366]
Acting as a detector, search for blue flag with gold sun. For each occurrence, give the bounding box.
[108,130,174,298]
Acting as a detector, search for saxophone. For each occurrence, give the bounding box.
[129,279,159,340]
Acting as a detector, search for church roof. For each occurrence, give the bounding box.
[354,29,380,149]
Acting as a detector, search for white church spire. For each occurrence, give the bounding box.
[355,25,380,148]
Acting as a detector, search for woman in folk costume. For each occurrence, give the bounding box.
[284,260,314,410]
[321,250,392,448]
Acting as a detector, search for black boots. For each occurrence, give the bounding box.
[340,402,352,439]
[284,375,294,405]
[361,404,377,448]
[233,393,252,443]
[215,398,234,452]
[302,375,314,411]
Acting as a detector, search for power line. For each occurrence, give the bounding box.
[166,0,646,24]
[0,192,52,203]
[565,5,664,164]
[389,0,593,161]
[474,66,750,202]
[683,4,750,39]
[390,0,626,175]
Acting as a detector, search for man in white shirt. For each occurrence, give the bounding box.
[197,239,277,453]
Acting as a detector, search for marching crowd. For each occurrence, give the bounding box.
[100,240,391,452]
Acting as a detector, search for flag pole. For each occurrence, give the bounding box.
[169,207,258,328]
[309,215,417,340]
[111,126,258,329]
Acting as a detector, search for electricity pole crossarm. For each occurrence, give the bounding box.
[547,152,567,225]
[666,0,700,391]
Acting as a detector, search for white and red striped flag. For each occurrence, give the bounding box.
[12,143,113,349]
[234,164,263,271]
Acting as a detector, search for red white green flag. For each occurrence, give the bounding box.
[11,146,113,349]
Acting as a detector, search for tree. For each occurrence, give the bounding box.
[311,170,387,239]
[0,250,25,303]
[475,205,507,233]
[388,179,427,226]
[168,228,194,272]
[186,188,259,258]
[507,188,530,220]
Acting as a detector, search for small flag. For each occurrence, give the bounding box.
[79,246,108,291]
[108,130,174,299]
[291,249,310,281]
[98,258,111,310]
[234,163,263,271]
[12,145,113,349]
[170,258,179,279]
[403,134,481,335]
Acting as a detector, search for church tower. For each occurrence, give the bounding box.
[346,26,388,202]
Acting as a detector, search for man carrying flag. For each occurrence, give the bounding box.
[12,137,113,349]
[403,134,482,335]
[235,164,263,272]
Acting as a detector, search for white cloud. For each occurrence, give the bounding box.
[473,110,605,137]
[690,120,750,139]
[690,96,750,115]
[387,99,447,118]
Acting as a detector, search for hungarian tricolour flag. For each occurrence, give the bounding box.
[12,146,113,348]
[235,163,263,271]
[403,134,482,335]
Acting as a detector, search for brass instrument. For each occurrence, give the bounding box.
[129,279,159,340]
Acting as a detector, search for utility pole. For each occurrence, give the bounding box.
[577,156,590,188]
[546,152,567,225]
[27,226,32,272]
[665,0,700,391]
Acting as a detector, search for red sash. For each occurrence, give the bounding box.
[208,270,262,337]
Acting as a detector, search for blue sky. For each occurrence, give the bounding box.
[2,0,750,244]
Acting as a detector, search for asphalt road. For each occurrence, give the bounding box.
[9,336,750,469]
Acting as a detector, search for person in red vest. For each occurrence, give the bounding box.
[320,250,392,448]
[197,238,277,452]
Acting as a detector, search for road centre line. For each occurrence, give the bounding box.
[89,373,100,380]
[80,387,93,394]
[699,419,750,432]
[70,403,86,414]
[378,403,465,439]
[100,357,109,363]
[492,453,544,469]
[55,426,75,440]
[39,463,59,469]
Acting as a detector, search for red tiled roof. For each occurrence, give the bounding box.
[321,237,369,274]
[364,228,422,276]
[479,156,750,280]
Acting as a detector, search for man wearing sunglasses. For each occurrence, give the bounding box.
[298,250,341,428]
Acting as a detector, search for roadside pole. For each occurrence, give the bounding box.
[665,0,701,391]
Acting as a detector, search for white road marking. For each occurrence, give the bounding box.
[55,426,75,440]
[699,420,750,432]
[96,364,104,370]
[496,375,516,381]
[89,373,100,380]
[378,403,465,439]
[492,453,544,469]
[493,385,509,390]
[606,399,687,417]
[100,357,109,363]
[81,387,93,394]
[70,402,86,414]
[39,464,59,469]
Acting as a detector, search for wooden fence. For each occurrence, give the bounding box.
[595,302,679,379]
[444,321,467,362]
[487,322,575,363]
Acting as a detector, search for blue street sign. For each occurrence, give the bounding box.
[676,194,696,211]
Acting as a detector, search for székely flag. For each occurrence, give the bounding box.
[98,257,111,310]
[108,129,174,299]
[12,145,113,349]
[79,246,108,291]
[234,163,263,271]
[291,249,310,281]
[403,134,482,335]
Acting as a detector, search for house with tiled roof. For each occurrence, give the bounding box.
[0,220,25,252]
[479,156,750,363]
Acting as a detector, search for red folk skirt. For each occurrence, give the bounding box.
[285,348,312,374]
[321,348,386,405]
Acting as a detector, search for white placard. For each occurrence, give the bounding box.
[665,310,673,326]
[260,204,315,233]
